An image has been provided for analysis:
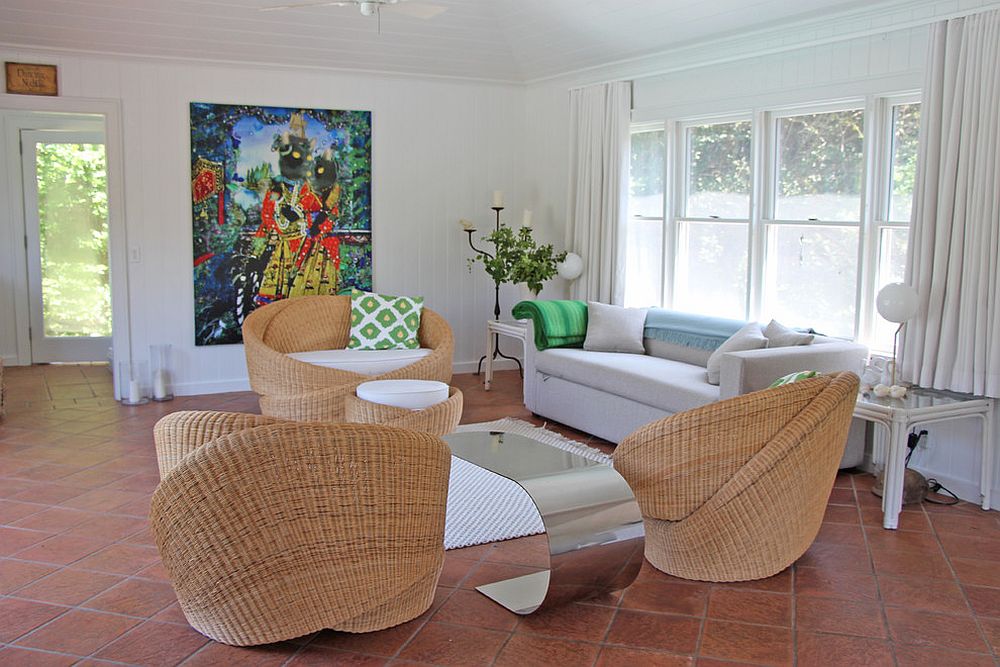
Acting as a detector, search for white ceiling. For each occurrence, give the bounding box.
[0,0,899,82]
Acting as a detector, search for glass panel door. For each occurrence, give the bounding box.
[21,129,111,362]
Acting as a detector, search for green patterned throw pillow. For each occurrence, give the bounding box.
[348,289,424,350]
[769,370,820,388]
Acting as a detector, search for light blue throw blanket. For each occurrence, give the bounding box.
[643,308,746,351]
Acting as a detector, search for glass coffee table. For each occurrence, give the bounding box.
[443,430,644,614]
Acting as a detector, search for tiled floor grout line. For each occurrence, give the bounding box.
[925,502,1000,663]
[852,473,899,667]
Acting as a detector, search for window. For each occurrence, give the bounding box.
[871,101,920,351]
[674,120,750,317]
[625,128,665,308]
[627,96,920,350]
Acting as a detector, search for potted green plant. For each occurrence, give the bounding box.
[468,225,566,298]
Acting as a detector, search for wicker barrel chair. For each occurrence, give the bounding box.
[613,372,859,582]
[242,295,454,422]
[150,410,451,646]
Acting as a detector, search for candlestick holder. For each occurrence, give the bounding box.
[465,206,524,377]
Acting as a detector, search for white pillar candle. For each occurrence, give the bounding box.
[128,379,141,403]
[492,190,504,207]
[522,209,533,227]
[153,370,168,400]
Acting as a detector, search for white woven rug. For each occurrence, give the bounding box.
[444,418,610,550]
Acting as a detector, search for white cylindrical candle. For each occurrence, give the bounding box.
[153,370,167,400]
[492,190,504,207]
[522,209,533,227]
[128,379,141,403]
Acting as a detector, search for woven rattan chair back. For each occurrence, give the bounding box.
[151,416,451,646]
[242,295,454,422]
[614,372,859,582]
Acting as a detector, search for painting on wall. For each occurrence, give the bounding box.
[190,102,372,346]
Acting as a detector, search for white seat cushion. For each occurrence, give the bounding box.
[286,348,432,375]
[356,379,449,409]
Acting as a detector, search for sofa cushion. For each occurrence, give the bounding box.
[536,348,720,414]
[583,302,648,354]
[287,348,432,375]
[706,322,768,385]
[348,289,424,350]
[764,319,815,347]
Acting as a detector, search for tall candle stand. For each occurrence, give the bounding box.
[465,206,524,377]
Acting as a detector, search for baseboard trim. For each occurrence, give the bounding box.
[173,378,251,396]
[453,359,522,375]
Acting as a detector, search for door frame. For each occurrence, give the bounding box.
[1,95,131,398]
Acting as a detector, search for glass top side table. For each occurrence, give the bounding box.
[853,387,994,529]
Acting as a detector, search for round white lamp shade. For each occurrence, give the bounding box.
[557,252,584,281]
[876,282,919,323]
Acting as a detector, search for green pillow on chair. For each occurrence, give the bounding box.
[348,289,424,350]
[769,370,820,388]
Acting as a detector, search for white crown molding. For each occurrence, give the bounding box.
[531,0,1000,87]
[0,41,527,88]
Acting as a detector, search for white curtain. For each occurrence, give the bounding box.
[902,10,1000,397]
[565,81,632,304]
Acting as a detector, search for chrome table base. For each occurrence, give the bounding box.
[444,430,645,614]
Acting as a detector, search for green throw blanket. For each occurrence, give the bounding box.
[512,300,588,350]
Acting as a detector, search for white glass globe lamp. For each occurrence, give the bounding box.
[557,252,584,281]
[876,282,919,389]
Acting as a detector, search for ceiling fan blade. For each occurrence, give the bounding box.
[258,1,349,12]
[389,3,447,19]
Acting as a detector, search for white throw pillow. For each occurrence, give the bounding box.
[706,322,769,385]
[764,319,815,348]
[583,302,648,354]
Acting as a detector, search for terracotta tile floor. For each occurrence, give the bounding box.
[1,364,999,666]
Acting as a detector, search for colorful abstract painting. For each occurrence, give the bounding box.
[190,102,372,346]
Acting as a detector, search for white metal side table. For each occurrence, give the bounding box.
[484,319,528,390]
[853,387,994,529]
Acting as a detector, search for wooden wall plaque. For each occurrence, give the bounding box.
[5,62,58,96]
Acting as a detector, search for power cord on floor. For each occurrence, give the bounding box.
[905,429,960,505]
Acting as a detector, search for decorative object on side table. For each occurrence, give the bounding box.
[461,191,566,375]
[874,282,919,398]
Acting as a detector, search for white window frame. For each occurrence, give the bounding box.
[861,92,922,352]
[628,91,921,348]
[762,99,867,340]
[672,113,754,318]
[627,121,669,308]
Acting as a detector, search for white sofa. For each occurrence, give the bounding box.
[522,314,869,465]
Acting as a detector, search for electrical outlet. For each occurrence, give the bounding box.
[129,246,142,263]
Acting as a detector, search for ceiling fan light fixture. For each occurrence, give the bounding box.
[359,1,377,16]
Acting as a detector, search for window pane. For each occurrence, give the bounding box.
[764,225,858,338]
[871,227,909,352]
[36,142,111,338]
[686,121,751,219]
[624,218,663,307]
[775,109,864,221]
[629,130,664,218]
[673,221,747,318]
[889,103,920,222]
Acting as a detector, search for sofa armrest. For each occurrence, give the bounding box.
[718,340,867,399]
